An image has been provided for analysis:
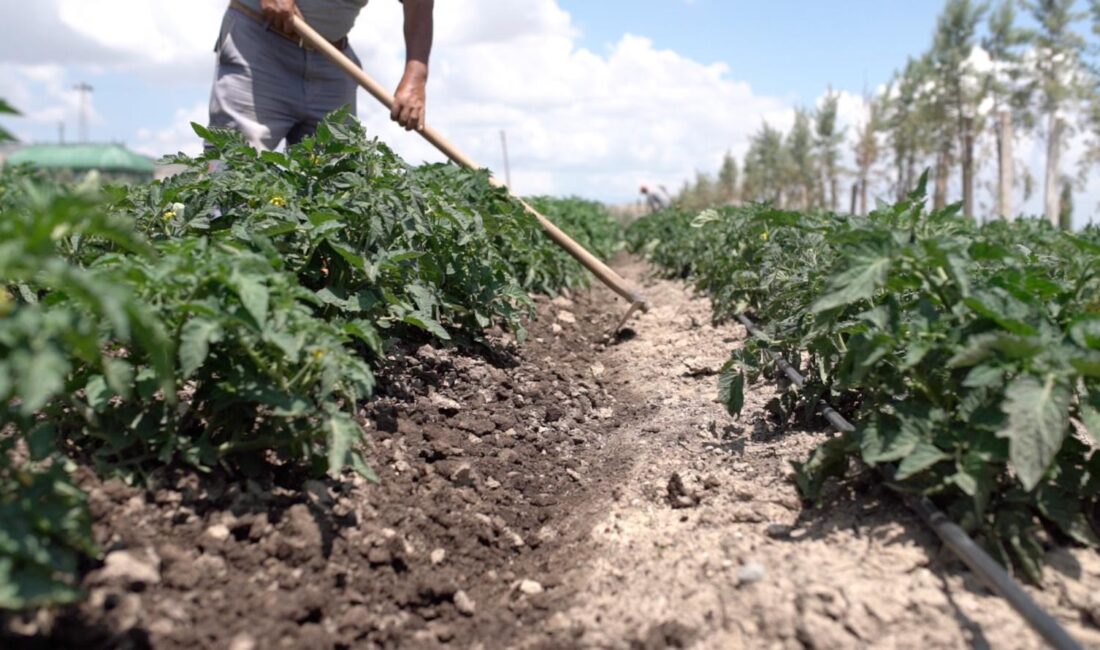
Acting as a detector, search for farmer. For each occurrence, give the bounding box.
[208,0,434,150]
[640,185,669,213]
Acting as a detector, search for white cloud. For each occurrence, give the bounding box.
[346,1,792,199]
[0,0,801,202]
[132,101,209,158]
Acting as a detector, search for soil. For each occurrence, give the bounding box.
[6,255,1100,649]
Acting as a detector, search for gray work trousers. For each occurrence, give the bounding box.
[207,8,360,150]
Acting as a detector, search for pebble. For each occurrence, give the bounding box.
[450,463,476,487]
[737,562,767,586]
[517,579,544,595]
[454,590,477,616]
[430,548,447,565]
[205,524,231,542]
[485,477,502,490]
[430,393,462,415]
[557,311,577,324]
[99,550,160,587]
[228,632,257,650]
[766,523,794,539]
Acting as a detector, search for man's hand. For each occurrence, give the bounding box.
[392,62,428,131]
[260,0,300,35]
[393,0,433,131]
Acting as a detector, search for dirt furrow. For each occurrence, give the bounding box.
[518,256,1100,649]
[8,255,1100,650]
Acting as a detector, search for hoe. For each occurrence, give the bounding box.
[291,16,649,335]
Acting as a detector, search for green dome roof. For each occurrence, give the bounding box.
[7,143,154,175]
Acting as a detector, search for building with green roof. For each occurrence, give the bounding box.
[5,143,155,182]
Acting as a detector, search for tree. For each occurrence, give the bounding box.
[1023,0,1088,228]
[854,96,882,215]
[716,151,739,205]
[882,58,935,202]
[742,123,787,205]
[932,0,988,218]
[815,90,846,210]
[0,99,19,144]
[677,171,719,211]
[984,1,1032,220]
[1059,176,1074,229]
[786,108,817,209]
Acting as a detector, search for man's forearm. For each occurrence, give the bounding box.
[403,0,434,76]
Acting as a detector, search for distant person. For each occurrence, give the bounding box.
[640,185,668,213]
[207,0,434,151]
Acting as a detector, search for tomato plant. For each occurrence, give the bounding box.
[631,177,1100,580]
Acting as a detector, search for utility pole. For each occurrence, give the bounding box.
[499,130,512,189]
[73,82,93,143]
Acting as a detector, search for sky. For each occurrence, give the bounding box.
[0,0,1097,226]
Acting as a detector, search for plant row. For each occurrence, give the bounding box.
[628,178,1100,581]
[0,111,622,609]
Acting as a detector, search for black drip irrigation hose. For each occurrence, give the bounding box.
[734,314,1082,650]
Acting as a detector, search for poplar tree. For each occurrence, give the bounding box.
[932,0,988,218]
[717,151,739,205]
[984,1,1032,220]
[1023,0,1088,227]
[815,90,846,210]
[786,109,817,209]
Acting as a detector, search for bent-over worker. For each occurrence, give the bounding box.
[640,185,669,213]
[207,0,434,150]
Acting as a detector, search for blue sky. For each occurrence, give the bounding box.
[561,0,943,101]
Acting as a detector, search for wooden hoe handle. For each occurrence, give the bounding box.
[291,16,649,309]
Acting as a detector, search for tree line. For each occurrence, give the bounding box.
[677,0,1100,229]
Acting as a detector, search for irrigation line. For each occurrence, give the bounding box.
[734,313,1082,650]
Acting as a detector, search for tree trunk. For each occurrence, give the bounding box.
[961,115,975,218]
[859,175,868,215]
[996,110,1014,220]
[896,154,906,202]
[850,182,858,215]
[829,167,838,212]
[934,148,949,210]
[1044,113,1064,228]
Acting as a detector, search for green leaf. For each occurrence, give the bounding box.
[19,348,68,414]
[717,360,745,417]
[792,435,854,502]
[179,318,222,379]
[402,313,451,340]
[895,440,949,480]
[860,417,920,465]
[85,375,111,412]
[811,252,891,313]
[230,273,269,326]
[324,412,362,476]
[998,375,1071,491]
[1081,393,1100,447]
[0,558,83,610]
[1070,316,1100,351]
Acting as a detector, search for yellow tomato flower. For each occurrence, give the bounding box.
[311,349,325,360]
[760,230,769,242]
[162,210,176,221]
[270,196,287,207]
